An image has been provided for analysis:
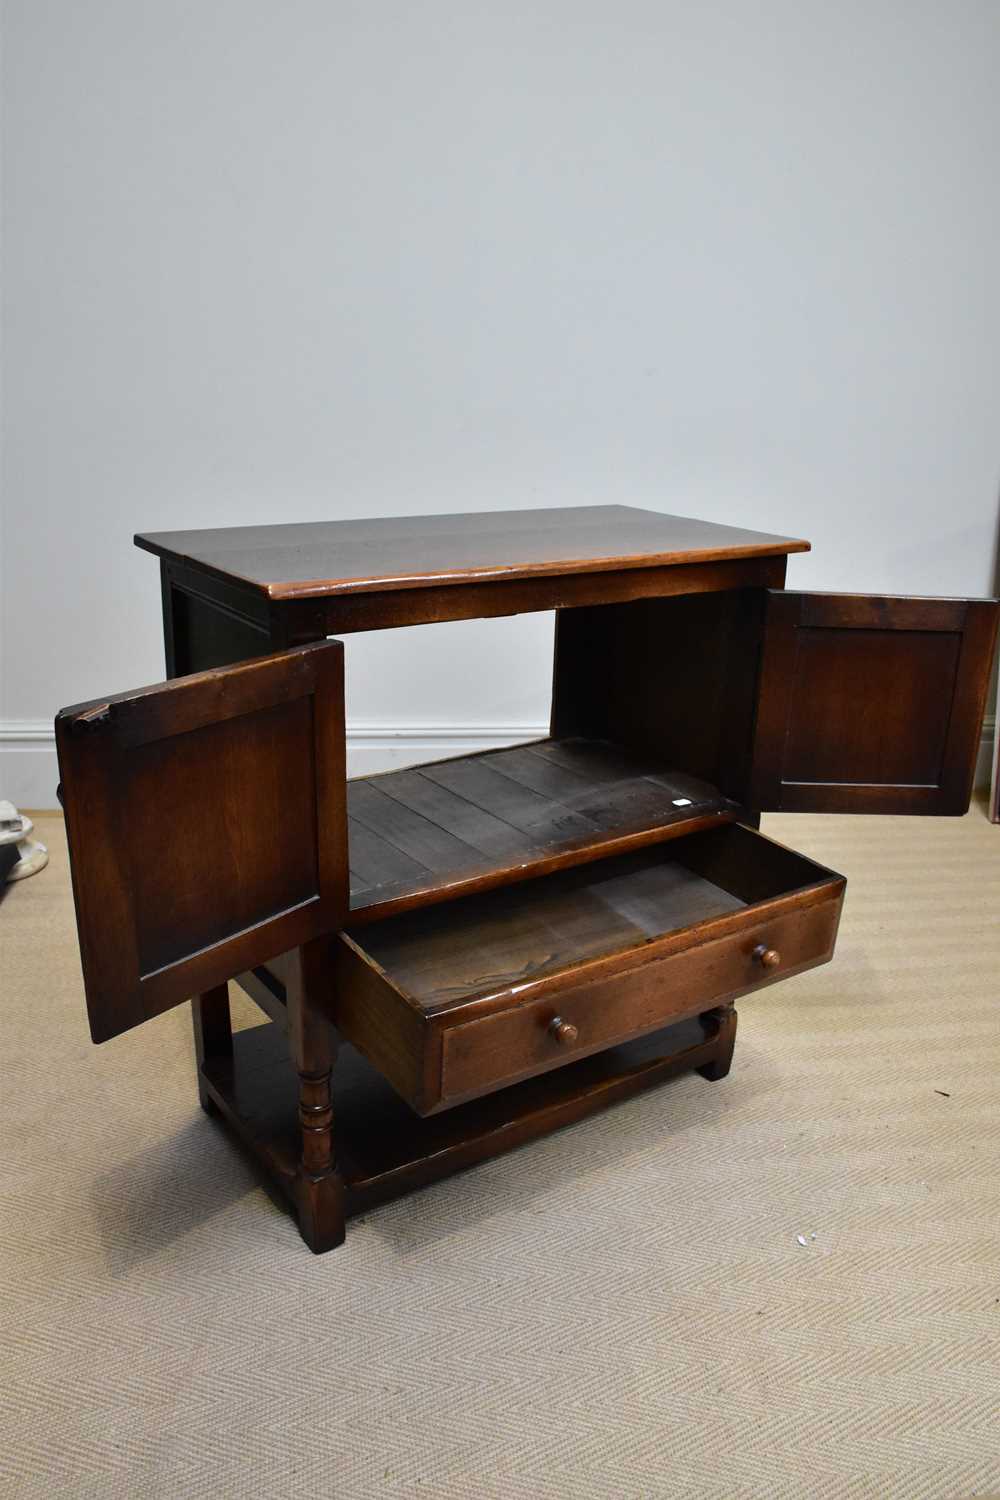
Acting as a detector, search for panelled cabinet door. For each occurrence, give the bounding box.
[55,642,347,1042]
[750,592,999,815]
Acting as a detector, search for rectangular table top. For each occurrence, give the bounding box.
[136,505,808,601]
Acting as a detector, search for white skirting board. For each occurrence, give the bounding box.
[0,721,549,809]
[1,716,996,812]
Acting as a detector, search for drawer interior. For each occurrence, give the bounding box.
[346,823,841,1015]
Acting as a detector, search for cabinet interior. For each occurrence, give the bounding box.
[346,590,763,926]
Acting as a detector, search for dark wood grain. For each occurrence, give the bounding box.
[157,550,789,640]
[348,824,843,1015]
[136,505,808,601]
[191,985,232,1115]
[346,736,738,923]
[354,853,747,1009]
[697,1004,738,1082]
[551,588,768,807]
[55,642,348,1043]
[73,509,1000,1254]
[198,1011,739,1230]
[751,591,999,814]
[285,940,345,1253]
[275,556,791,635]
[331,825,845,1115]
[168,586,273,674]
[436,895,835,1109]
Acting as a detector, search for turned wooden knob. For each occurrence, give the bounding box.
[548,1016,579,1044]
[752,943,781,969]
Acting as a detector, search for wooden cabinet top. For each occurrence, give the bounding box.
[136,505,809,602]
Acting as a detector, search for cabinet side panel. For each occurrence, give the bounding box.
[166,582,274,676]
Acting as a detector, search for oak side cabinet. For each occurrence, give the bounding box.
[55,507,999,1252]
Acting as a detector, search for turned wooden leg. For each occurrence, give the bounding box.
[697,1004,738,1081]
[192,984,232,1113]
[286,941,345,1254]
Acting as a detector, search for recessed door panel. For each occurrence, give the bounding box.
[750,592,998,815]
[56,642,346,1041]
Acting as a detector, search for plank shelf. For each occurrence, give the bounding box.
[346,735,737,926]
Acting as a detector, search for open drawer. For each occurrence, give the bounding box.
[331,823,845,1115]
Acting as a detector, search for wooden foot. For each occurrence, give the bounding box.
[192,984,232,1113]
[287,942,346,1253]
[697,1004,737,1081]
[296,1166,346,1254]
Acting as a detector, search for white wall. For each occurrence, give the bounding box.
[3,0,998,805]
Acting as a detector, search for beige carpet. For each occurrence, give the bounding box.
[2,808,998,1499]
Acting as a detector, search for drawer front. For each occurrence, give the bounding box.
[439,893,842,1107]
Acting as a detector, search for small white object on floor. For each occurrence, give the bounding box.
[8,839,48,880]
[0,800,31,845]
[0,800,48,881]
[796,1234,808,1246]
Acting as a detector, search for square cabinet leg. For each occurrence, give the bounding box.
[192,984,233,1114]
[697,1004,738,1082]
[295,1163,346,1255]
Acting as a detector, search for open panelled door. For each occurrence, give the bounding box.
[55,641,347,1043]
[750,592,999,815]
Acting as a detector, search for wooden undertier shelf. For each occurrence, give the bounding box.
[199,1014,733,1219]
[346,735,737,923]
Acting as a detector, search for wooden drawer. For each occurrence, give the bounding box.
[331,823,845,1116]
